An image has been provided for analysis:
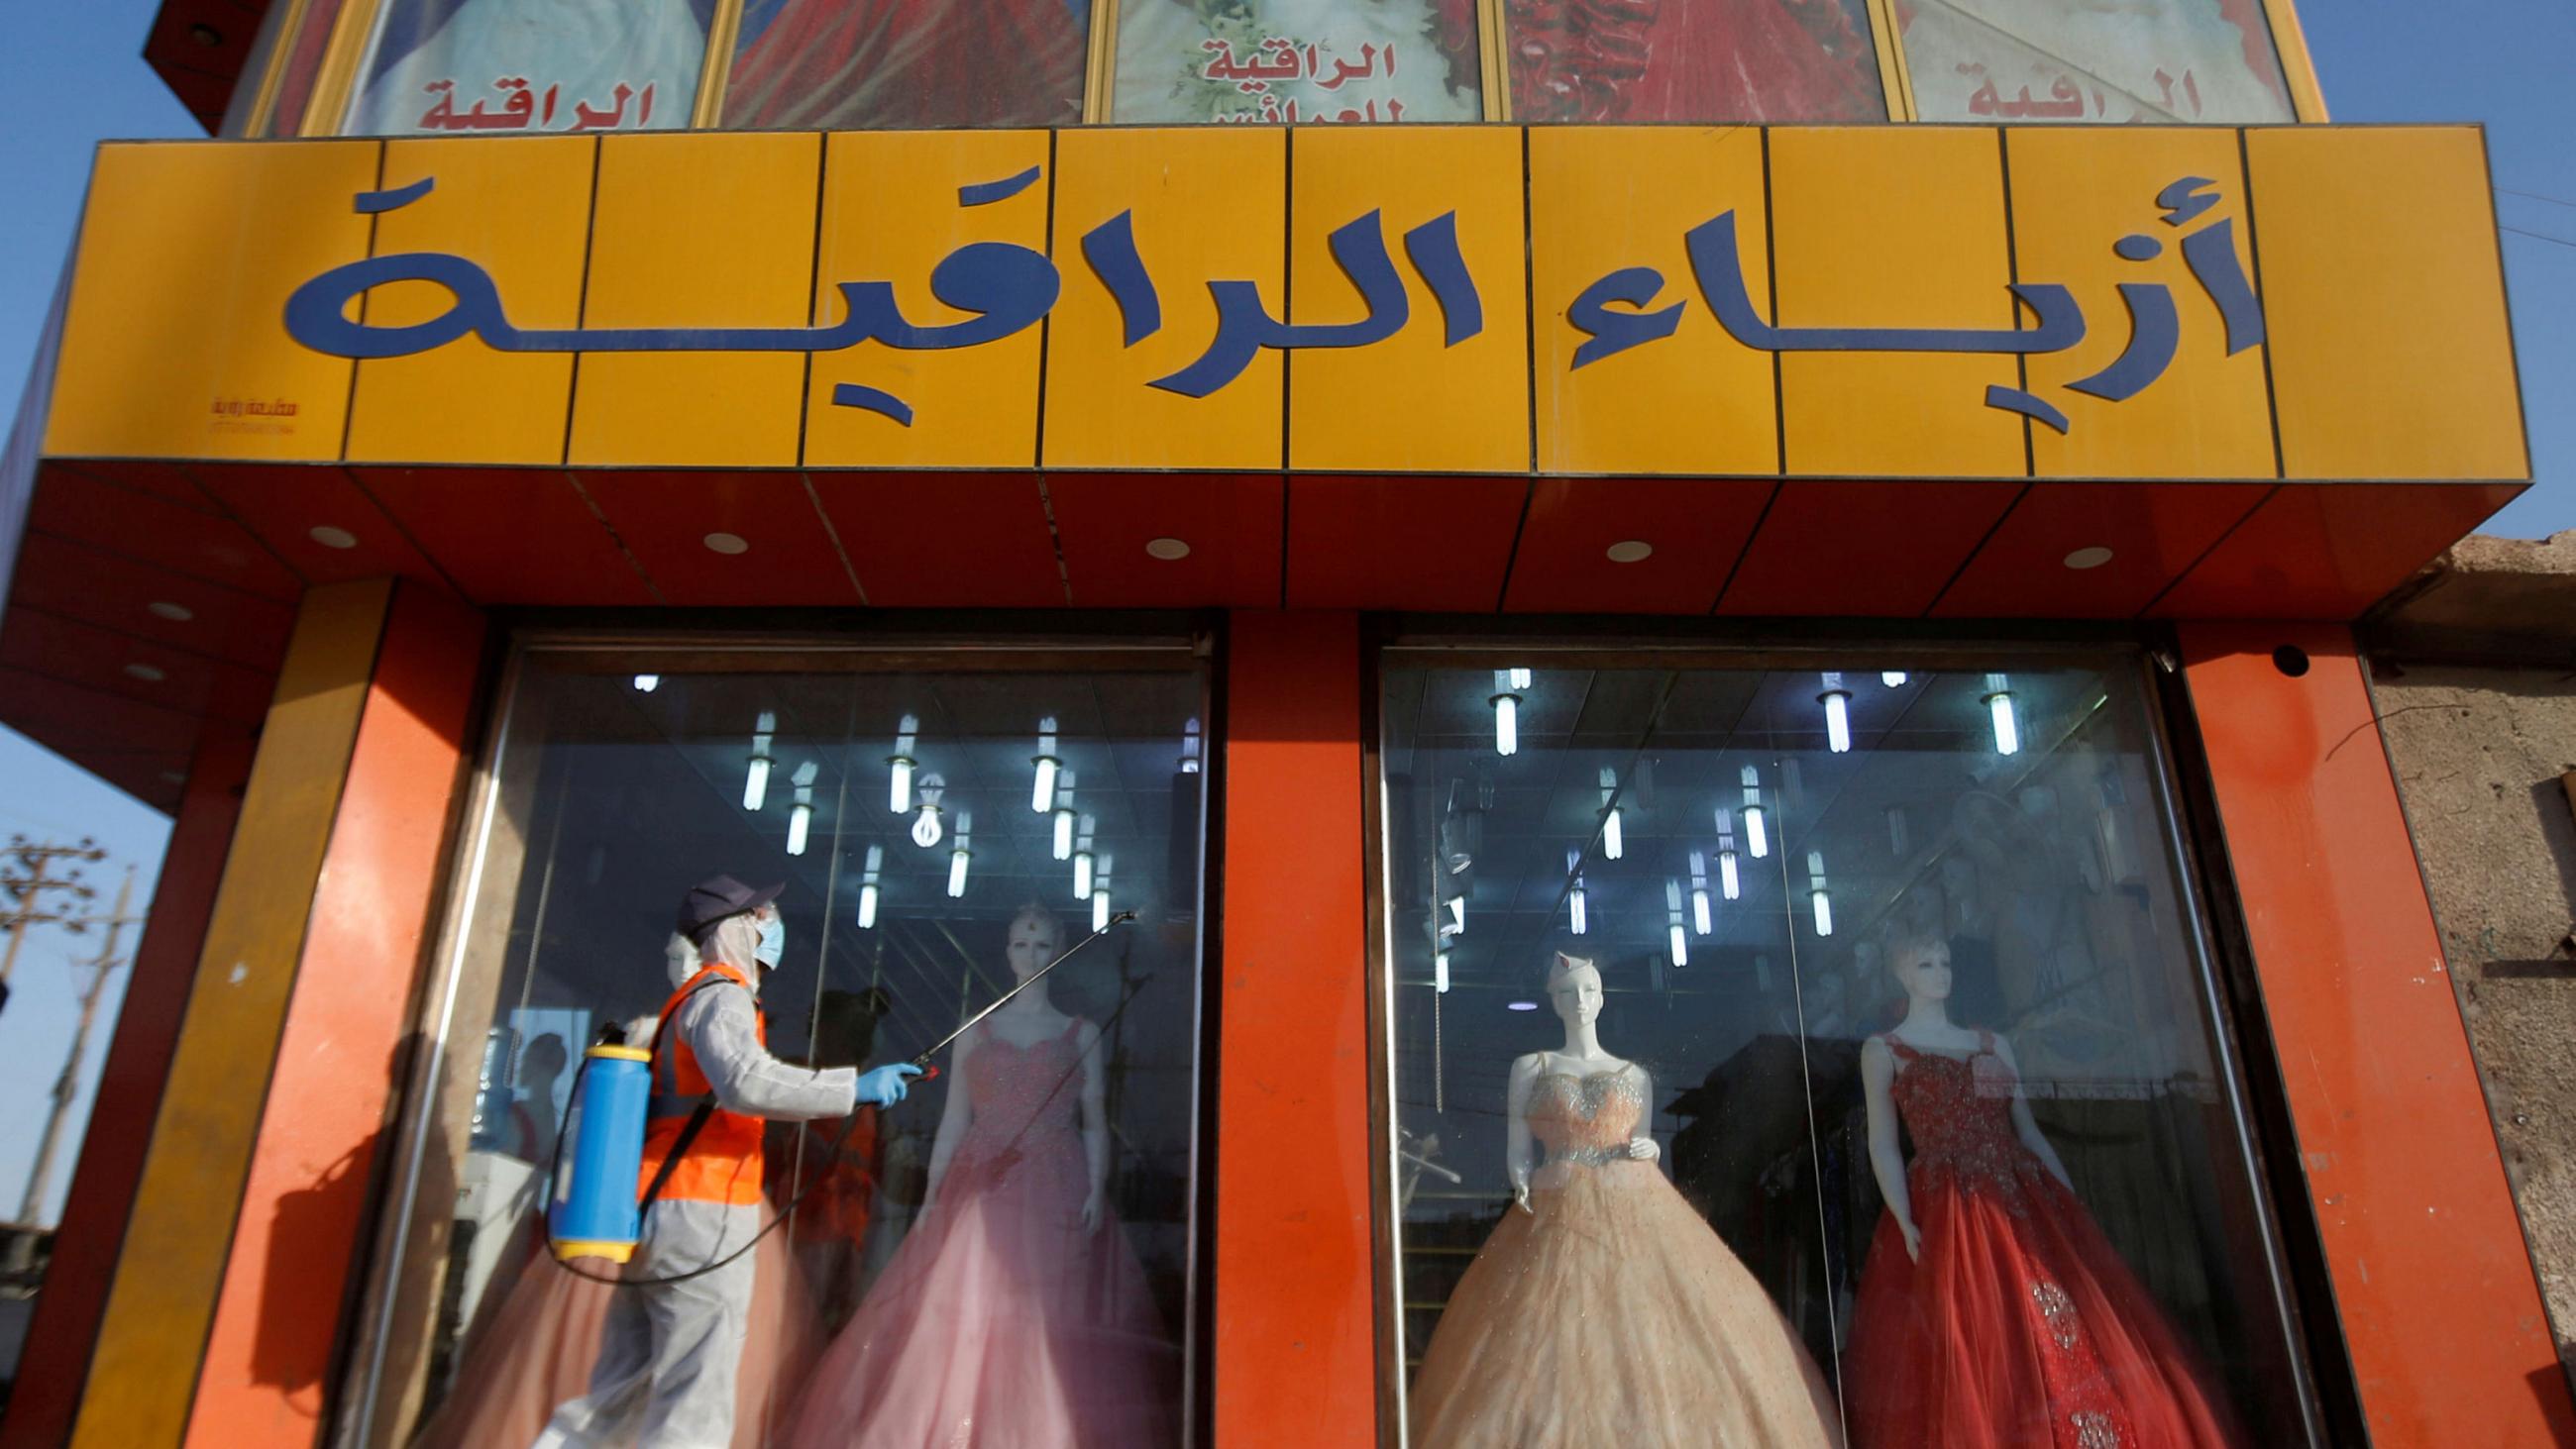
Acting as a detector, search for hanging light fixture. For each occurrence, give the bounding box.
[743,711,777,812]
[1668,922,1689,967]
[1598,767,1624,860]
[1073,812,1096,899]
[1053,808,1077,860]
[1808,851,1834,937]
[856,845,884,930]
[1179,717,1203,775]
[784,761,820,857]
[948,811,975,898]
[1714,810,1742,900]
[1665,880,1688,967]
[1820,672,1853,754]
[631,673,660,692]
[1985,673,2020,756]
[1689,851,1713,935]
[1491,668,1532,757]
[1446,893,1466,933]
[1435,950,1451,994]
[910,773,945,849]
[888,714,919,814]
[1566,849,1587,935]
[1741,766,1769,859]
[1031,717,1060,813]
[1881,671,1908,687]
[1092,885,1112,933]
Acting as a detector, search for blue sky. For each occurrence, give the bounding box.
[0,0,2569,1224]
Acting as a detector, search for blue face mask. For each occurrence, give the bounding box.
[756,913,787,970]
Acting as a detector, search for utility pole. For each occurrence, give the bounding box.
[0,836,106,1009]
[7,870,140,1276]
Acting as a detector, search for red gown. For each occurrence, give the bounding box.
[1506,0,1882,123]
[1847,1033,2240,1449]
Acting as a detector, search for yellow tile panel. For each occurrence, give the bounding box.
[2007,128,2277,480]
[1769,127,2026,478]
[47,141,377,462]
[805,131,1050,468]
[1288,126,1529,474]
[1530,127,1776,476]
[567,132,820,467]
[2247,127,2525,480]
[344,137,593,465]
[1043,128,1286,471]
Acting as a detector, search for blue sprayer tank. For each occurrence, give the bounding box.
[550,1043,652,1262]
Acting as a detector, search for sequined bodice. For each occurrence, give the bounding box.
[960,1017,1083,1149]
[1884,1034,2051,1208]
[1531,1063,1644,1168]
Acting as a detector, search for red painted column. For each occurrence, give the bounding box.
[2182,621,2576,1447]
[180,581,487,1449]
[0,727,253,1449]
[1215,611,1374,1448]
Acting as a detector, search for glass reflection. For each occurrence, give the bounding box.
[1504,0,1883,123]
[397,654,1202,1448]
[1384,658,2310,1447]
[1898,0,2295,124]
[724,0,1087,129]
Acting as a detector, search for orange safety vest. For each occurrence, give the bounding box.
[638,962,768,1207]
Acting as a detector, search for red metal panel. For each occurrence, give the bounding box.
[1216,610,1373,1449]
[0,727,252,1449]
[577,470,863,606]
[1717,479,2022,617]
[1501,477,1771,615]
[2153,483,2523,620]
[1930,482,2273,619]
[1286,475,1525,611]
[187,465,448,588]
[0,608,273,725]
[185,583,486,1449]
[0,668,219,757]
[353,466,655,607]
[55,460,215,508]
[2181,624,2576,1446]
[806,472,1063,608]
[6,535,295,671]
[29,464,302,602]
[1049,473,1283,609]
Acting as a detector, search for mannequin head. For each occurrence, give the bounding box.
[1006,902,1066,984]
[1544,952,1603,1030]
[1886,932,1953,1006]
[665,930,700,989]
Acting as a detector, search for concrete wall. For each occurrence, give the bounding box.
[2370,660,2576,1386]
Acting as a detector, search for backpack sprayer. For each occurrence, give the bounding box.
[543,911,1135,1287]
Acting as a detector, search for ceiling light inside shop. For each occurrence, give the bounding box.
[702,532,749,556]
[2064,546,2115,570]
[1985,673,2021,757]
[147,601,193,622]
[788,801,812,856]
[911,776,946,848]
[1568,880,1588,936]
[1809,851,1835,937]
[1820,672,1853,754]
[1054,806,1077,860]
[1598,767,1624,860]
[1180,718,1203,773]
[1881,671,1907,687]
[1446,893,1467,933]
[1605,540,1653,564]
[1073,848,1096,901]
[1032,718,1060,813]
[308,525,359,550]
[1435,951,1450,994]
[1740,766,1769,859]
[856,844,884,929]
[1144,537,1191,561]
[1093,886,1113,932]
[1506,1000,1538,1012]
[1668,922,1688,967]
[743,711,777,812]
[1688,854,1713,934]
[632,673,660,692]
[948,846,972,899]
[1491,668,1530,758]
[888,713,919,815]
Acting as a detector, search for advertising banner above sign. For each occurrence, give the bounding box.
[43,125,2523,485]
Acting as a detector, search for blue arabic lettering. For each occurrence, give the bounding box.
[1685,209,2088,354]
[1149,209,1482,397]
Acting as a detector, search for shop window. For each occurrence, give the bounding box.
[1501,0,1884,123]
[1895,0,2294,124]
[348,639,1206,1447]
[1110,0,1483,124]
[1380,653,2319,1446]
[721,0,1090,129]
[342,0,712,137]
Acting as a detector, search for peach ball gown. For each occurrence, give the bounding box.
[1409,1061,1844,1449]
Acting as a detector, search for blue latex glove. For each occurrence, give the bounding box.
[857,1063,924,1106]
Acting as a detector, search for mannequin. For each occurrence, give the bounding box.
[781,904,1175,1448]
[1409,952,1841,1449]
[1845,932,2240,1448]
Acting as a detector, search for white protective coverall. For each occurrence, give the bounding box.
[532,924,856,1449]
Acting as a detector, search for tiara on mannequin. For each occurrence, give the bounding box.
[1544,951,1597,988]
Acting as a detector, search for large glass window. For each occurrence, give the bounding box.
[1111,0,1483,124]
[1896,0,2294,123]
[349,637,1206,1447]
[1381,651,2318,1446]
[722,0,1090,130]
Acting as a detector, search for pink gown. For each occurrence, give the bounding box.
[781,1017,1176,1449]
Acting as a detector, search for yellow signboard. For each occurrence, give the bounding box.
[44,126,2525,483]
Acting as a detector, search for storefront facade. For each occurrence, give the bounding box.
[0,1,2567,1445]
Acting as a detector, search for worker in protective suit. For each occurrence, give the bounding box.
[533,875,920,1449]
